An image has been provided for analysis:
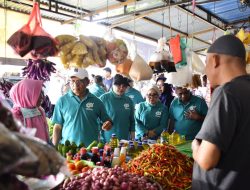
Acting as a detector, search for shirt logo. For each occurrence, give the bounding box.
[189,106,196,111]
[86,102,94,110]
[155,111,162,117]
[124,103,130,110]
[129,95,134,99]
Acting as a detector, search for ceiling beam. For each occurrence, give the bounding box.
[114,27,158,42]
[142,17,211,45]
[192,27,216,36]
[62,0,136,24]
[176,5,226,32]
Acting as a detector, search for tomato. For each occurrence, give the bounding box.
[67,163,76,171]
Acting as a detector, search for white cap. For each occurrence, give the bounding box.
[68,68,89,79]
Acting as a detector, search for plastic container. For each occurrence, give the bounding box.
[160,129,170,143]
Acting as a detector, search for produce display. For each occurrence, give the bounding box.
[0,79,13,98]
[22,59,56,81]
[56,34,108,69]
[123,144,193,190]
[59,166,161,190]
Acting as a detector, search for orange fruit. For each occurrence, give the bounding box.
[75,160,85,171]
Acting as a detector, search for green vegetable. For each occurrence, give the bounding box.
[86,140,98,152]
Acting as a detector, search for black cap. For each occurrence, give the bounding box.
[113,74,129,86]
[103,67,112,73]
[207,35,246,59]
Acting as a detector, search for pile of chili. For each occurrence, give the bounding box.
[122,144,193,190]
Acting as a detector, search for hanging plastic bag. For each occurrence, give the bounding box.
[175,37,187,68]
[186,49,205,74]
[161,51,177,73]
[115,58,133,77]
[129,54,153,81]
[166,59,192,86]
[7,4,38,57]
[169,34,182,64]
[30,3,58,59]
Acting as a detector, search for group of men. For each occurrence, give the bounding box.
[51,34,250,189]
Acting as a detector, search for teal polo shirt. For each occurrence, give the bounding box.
[135,101,169,140]
[52,90,111,146]
[125,87,144,105]
[100,90,135,142]
[169,95,208,140]
[88,83,106,98]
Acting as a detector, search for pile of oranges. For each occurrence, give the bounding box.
[67,160,92,175]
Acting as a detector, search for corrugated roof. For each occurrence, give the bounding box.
[199,0,250,25]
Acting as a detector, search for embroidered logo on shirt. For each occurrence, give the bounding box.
[86,102,94,110]
[155,111,162,117]
[129,95,134,99]
[124,103,130,110]
[188,106,196,112]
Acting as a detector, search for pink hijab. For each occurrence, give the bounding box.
[10,79,49,142]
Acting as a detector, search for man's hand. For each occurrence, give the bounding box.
[185,110,204,121]
[101,120,112,131]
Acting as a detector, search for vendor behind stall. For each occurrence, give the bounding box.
[135,85,169,140]
[52,68,112,147]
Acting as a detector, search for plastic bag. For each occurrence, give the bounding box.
[7,3,37,57]
[175,38,187,68]
[0,122,38,175]
[169,34,182,64]
[129,54,153,81]
[166,60,192,86]
[186,49,205,74]
[30,3,58,59]
[115,58,133,77]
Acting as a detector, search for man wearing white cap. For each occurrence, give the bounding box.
[52,68,112,147]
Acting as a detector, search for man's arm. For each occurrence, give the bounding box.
[192,139,221,171]
[52,124,62,146]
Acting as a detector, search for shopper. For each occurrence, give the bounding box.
[88,75,106,98]
[103,67,113,91]
[52,68,112,147]
[10,79,49,142]
[100,74,135,142]
[135,85,168,140]
[169,87,208,140]
[125,78,144,106]
[192,35,250,189]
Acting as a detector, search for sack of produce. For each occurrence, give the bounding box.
[7,2,38,57]
[129,54,153,81]
[106,39,128,64]
[30,3,58,59]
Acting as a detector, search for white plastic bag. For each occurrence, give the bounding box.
[129,54,153,81]
[166,60,192,86]
[186,49,205,74]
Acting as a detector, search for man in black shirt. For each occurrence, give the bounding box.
[192,35,250,190]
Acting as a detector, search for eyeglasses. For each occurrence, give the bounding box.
[147,93,159,98]
[69,79,84,85]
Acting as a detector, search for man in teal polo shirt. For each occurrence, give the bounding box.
[100,74,135,142]
[169,87,208,140]
[52,68,112,147]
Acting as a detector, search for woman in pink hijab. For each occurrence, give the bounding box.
[10,79,49,142]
